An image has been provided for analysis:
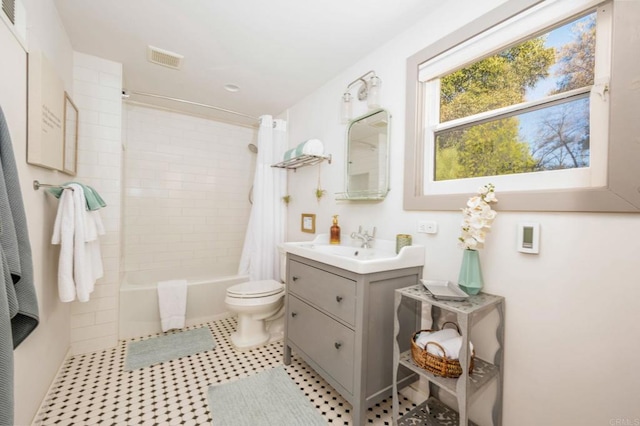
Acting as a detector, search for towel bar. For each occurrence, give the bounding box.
[33,180,74,191]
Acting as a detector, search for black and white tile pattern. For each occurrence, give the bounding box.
[34,317,416,425]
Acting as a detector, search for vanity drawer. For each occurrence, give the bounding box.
[288,260,356,326]
[287,295,354,393]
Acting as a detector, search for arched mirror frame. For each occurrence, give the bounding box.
[337,108,391,201]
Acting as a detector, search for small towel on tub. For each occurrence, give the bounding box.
[157,280,187,332]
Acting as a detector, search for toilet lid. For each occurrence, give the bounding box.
[227,280,283,298]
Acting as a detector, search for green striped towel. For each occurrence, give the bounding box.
[47,183,106,211]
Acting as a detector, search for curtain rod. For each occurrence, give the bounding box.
[123,90,259,121]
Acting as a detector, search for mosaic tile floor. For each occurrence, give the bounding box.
[34,317,416,425]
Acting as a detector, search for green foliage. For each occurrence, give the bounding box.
[456,119,537,178]
[440,38,555,122]
[436,38,553,179]
[436,118,537,180]
[434,145,460,180]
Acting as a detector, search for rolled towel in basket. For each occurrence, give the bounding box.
[415,328,459,350]
[284,139,324,160]
[425,336,475,359]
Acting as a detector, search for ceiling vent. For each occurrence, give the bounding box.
[147,45,183,70]
[2,0,15,24]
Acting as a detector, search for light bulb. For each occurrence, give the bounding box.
[341,92,352,123]
[367,76,381,109]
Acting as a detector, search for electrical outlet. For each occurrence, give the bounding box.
[417,221,438,234]
[425,221,438,234]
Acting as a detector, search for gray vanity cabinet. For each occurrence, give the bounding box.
[283,253,422,426]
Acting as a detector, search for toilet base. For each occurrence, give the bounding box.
[229,316,284,352]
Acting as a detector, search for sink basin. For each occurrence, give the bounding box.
[280,234,425,274]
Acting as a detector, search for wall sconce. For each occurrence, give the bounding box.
[341,70,382,123]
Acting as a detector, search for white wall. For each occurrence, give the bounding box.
[284,1,640,425]
[68,52,123,355]
[0,1,74,424]
[122,104,256,274]
[1,2,125,421]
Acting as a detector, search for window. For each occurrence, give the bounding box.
[403,0,640,212]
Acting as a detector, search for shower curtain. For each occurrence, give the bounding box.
[238,115,287,281]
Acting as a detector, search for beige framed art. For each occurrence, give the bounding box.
[27,50,65,172]
[301,213,316,233]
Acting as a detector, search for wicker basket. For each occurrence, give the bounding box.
[410,321,475,378]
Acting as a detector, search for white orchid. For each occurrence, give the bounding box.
[458,183,498,250]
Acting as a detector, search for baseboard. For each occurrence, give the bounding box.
[30,346,72,426]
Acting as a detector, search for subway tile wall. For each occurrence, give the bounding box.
[122,104,256,275]
[70,52,123,355]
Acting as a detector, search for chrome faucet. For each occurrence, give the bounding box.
[350,226,376,248]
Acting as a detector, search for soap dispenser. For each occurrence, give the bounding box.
[330,215,341,245]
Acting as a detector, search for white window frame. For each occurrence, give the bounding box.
[403,0,640,212]
[421,1,611,197]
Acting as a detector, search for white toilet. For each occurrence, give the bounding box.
[225,251,286,351]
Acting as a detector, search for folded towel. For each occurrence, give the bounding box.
[284,139,324,161]
[158,280,187,332]
[415,328,459,350]
[425,336,474,359]
[47,182,107,211]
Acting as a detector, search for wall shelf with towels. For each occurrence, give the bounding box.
[271,154,331,171]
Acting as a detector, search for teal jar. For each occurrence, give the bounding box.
[458,249,484,295]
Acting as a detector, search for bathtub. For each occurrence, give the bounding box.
[119,264,248,339]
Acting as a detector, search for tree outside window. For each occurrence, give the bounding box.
[433,13,596,181]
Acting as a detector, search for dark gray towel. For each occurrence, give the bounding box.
[0,106,39,426]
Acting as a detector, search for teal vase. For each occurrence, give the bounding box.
[458,249,483,295]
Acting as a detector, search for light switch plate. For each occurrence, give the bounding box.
[517,222,540,254]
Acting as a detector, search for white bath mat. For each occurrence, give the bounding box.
[208,366,326,426]
[124,327,216,371]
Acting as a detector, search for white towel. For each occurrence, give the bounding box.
[415,328,459,350]
[284,139,324,160]
[158,280,187,332]
[51,184,105,303]
[425,336,474,359]
[87,210,105,284]
[416,328,474,359]
[52,188,76,302]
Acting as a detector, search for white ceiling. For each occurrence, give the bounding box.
[53,0,438,126]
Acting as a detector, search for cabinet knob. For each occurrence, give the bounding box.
[334,342,342,350]
[291,312,297,317]
[336,296,343,303]
[292,276,299,281]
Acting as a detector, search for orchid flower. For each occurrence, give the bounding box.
[458,183,497,250]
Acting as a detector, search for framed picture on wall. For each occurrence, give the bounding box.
[62,92,78,176]
[27,50,66,171]
[301,213,316,233]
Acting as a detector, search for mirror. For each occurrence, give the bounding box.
[337,109,390,200]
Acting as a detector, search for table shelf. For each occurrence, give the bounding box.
[398,351,499,398]
[392,284,505,425]
[399,397,480,426]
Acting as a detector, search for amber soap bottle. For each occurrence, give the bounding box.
[330,215,341,244]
